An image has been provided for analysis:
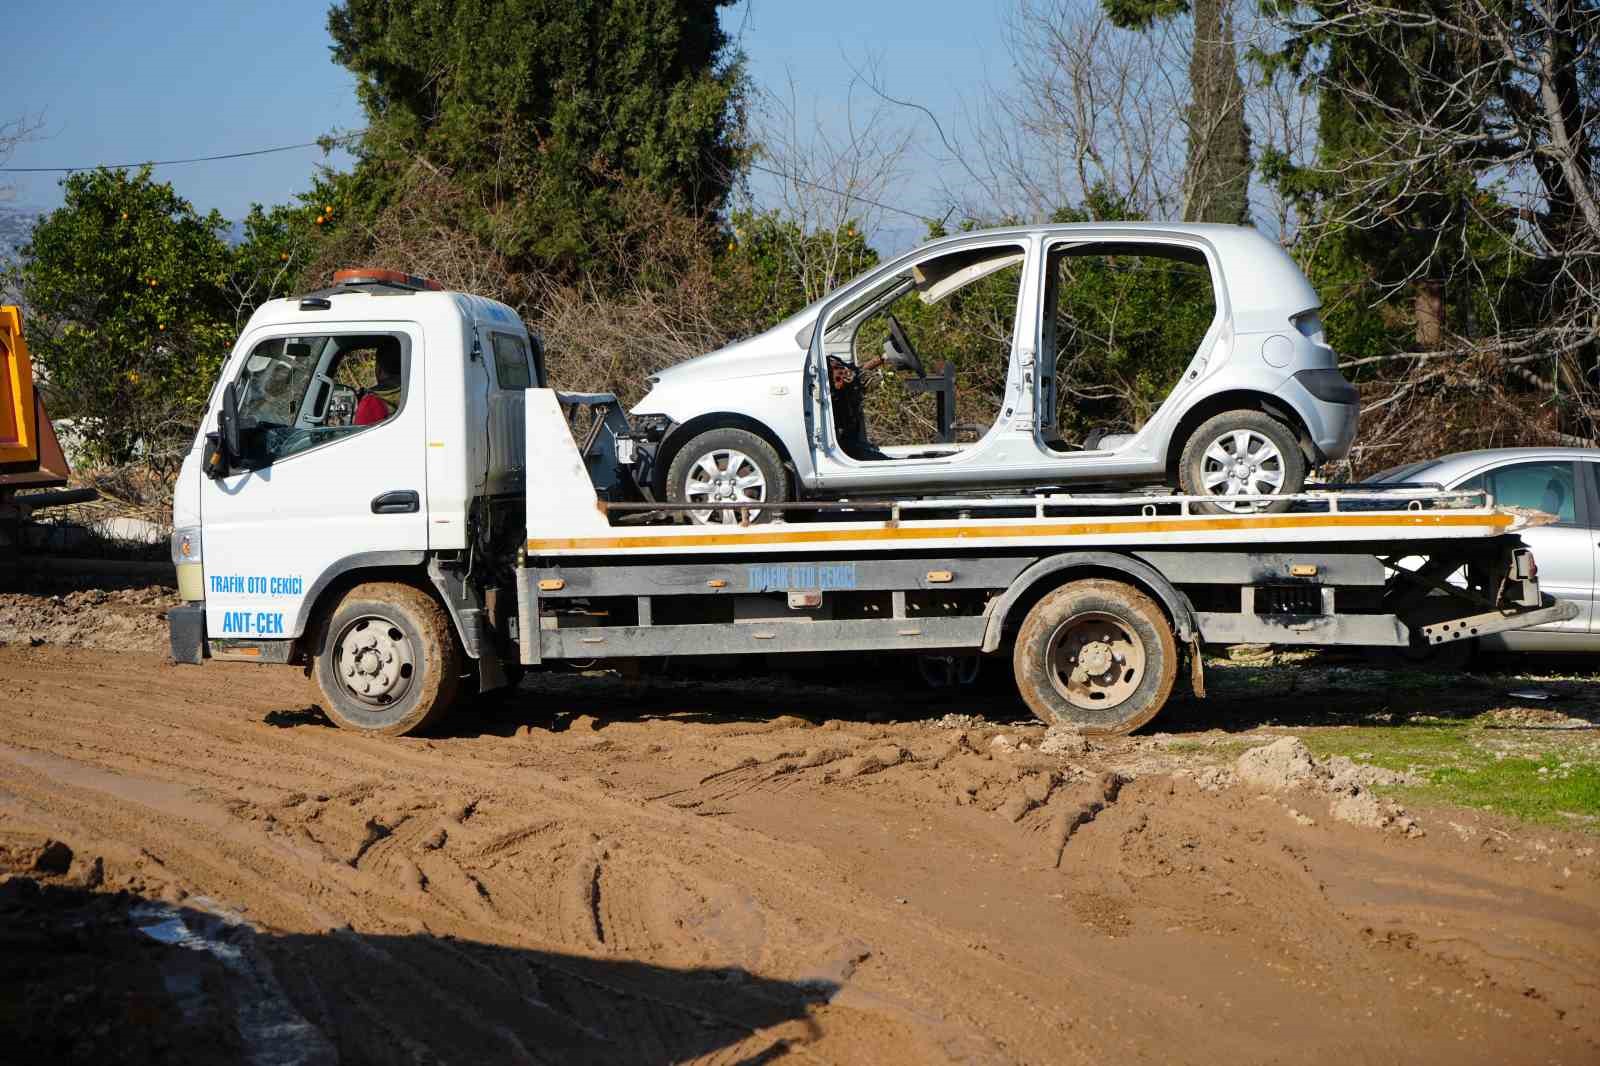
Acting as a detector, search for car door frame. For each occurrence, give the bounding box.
[1032,233,1231,471]
[806,232,1041,490]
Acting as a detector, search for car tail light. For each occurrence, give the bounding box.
[1513,548,1537,581]
[1291,310,1327,346]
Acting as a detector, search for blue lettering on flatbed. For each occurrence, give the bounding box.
[746,563,857,591]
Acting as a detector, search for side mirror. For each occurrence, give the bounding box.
[202,433,228,480]
[204,382,242,480]
[881,339,918,374]
[219,381,242,460]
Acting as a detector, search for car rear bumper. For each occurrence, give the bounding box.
[1277,373,1360,461]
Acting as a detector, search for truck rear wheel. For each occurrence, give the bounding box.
[1012,579,1177,735]
[312,582,461,736]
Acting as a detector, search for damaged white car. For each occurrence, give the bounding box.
[627,223,1359,520]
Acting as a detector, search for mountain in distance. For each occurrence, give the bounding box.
[0,202,42,262]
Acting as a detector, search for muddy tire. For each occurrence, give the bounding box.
[666,427,788,525]
[1178,409,1305,515]
[1012,579,1177,735]
[312,582,461,736]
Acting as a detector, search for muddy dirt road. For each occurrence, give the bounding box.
[2,642,1597,1065]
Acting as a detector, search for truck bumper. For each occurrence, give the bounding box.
[168,603,207,664]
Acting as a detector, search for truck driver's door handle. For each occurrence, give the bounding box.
[371,490,420,514]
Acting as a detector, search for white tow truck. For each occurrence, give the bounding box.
[168,271,1577,736]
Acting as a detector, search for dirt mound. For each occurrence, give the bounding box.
[1234,736,1423,834]
[0,585,174,654]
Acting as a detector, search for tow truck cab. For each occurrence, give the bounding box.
[168,270,542,676]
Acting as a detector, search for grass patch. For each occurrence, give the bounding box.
[1300,722,1476,773]
[1296,723,1600,830]
[1423,757,1600,826]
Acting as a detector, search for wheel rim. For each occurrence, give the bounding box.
[333,615,416,707]
[1199,429,1286,512]
[1045,611,1146,711]
[683,448,767,524]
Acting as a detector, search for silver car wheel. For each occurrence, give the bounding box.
[1199,429,1286,512]
[683,448,767,524]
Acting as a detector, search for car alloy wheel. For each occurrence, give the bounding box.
[1200,429,1286,510]
[683,447,768,524]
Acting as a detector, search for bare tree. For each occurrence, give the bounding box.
[0,113,44,200]
[1269,0,1600,459]
[949,2,1193,221]
[743,70,917,296]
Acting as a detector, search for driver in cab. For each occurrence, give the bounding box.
[354,342,402,426]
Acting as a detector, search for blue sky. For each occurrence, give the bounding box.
[4,0,1011,236]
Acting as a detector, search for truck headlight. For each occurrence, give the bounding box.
[172,527,201,563]
[171,527,204,601]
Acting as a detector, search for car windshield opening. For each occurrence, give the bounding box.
[821,244,1025,462]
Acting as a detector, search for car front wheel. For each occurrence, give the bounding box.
[665,427,788,525]
[1178,410,1306,514]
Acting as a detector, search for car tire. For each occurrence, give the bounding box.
[666,427,788,525]
[1178,410,1306,515]
[311,582,461,736]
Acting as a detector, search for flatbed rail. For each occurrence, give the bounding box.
[595,487,1498,522]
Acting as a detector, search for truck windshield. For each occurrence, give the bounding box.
[232,333,406,468]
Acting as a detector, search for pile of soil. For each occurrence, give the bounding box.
[0,585,175,654]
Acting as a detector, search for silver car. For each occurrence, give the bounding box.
[1369,447,1600,652]
[631,223,1359,521]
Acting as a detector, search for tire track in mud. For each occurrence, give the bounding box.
[3,645,1598,1064]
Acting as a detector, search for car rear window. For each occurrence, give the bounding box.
[1363,460,1430,484]
[490,332,532,390]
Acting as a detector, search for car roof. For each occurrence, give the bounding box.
[858,222,1317,331]
[1385,446,1600,484]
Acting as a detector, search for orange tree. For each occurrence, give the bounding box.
[13,167,235,469]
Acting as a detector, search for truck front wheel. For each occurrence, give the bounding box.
[1012,579,1177,735]
[311,582,461,736]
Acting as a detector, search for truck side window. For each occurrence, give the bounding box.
[232,333,407,469]
[490,333,532,390]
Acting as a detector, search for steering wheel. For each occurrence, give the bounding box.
[884,313,926,378]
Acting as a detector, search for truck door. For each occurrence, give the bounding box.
[199,325,427,644]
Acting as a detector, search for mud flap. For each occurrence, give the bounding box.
[1188,635,1206,698]
[168,604,207,665]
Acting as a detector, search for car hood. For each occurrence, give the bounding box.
[649,311,815,388]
